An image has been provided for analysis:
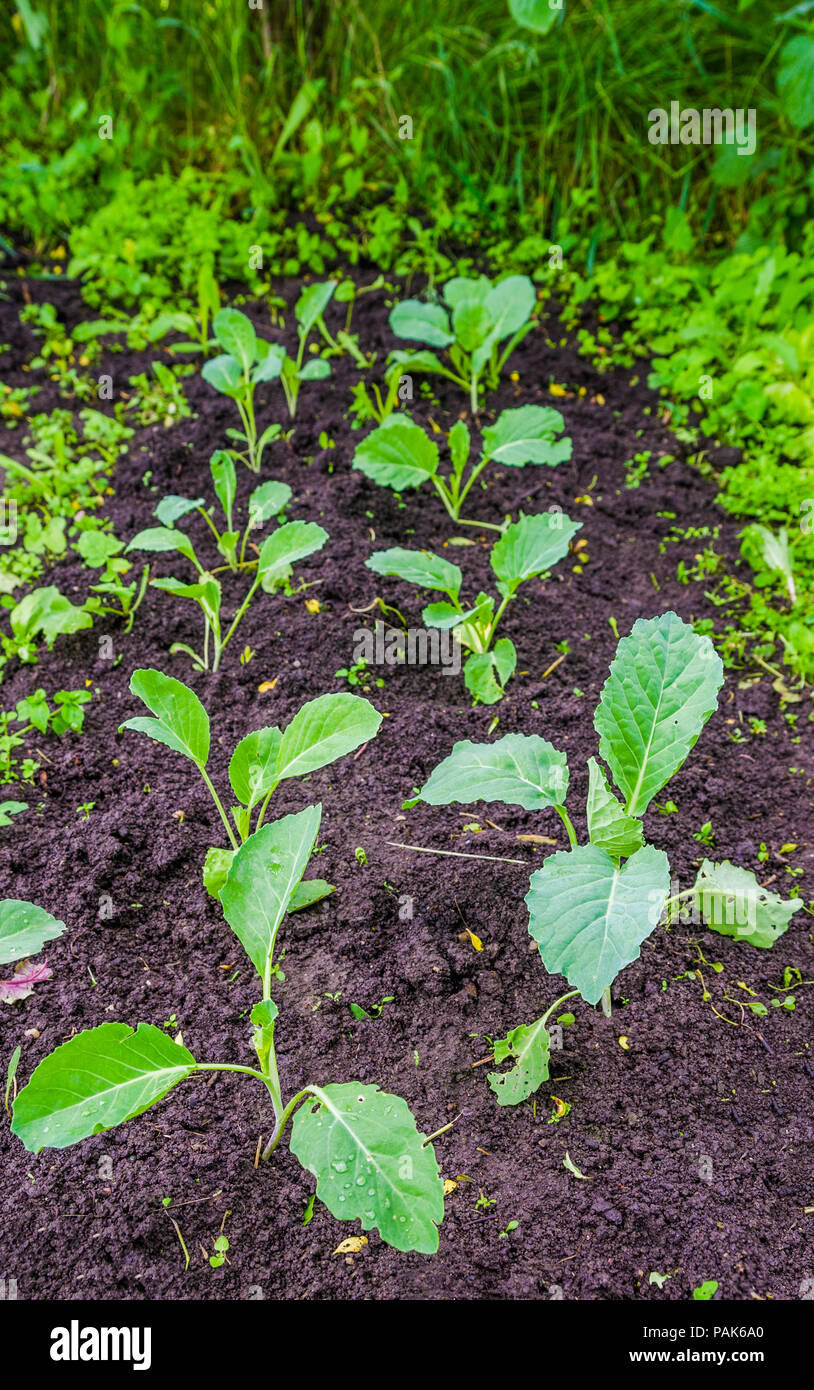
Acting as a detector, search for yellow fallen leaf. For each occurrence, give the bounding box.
[463,928,483,952]
[428,417,442,433]
[333,1236,368,1255]
[779,843,797,854]
[551,1095,569,1118]
[549,382,568,397]
[305,598,321,614]
[618,1035,630,1051]
[443,1179,458,1196]
[257,679,277,693]
[574,495,594,506]
[593,393,605,405]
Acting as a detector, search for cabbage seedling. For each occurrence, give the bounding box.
[140,449,293,575]
[10,810,444,1253]
[353,405,571,530]
[201,308,286,472]
[367,511,580,704]
[412,612,802,1098]
[127,463,327,671]
[120,667,382,900]
[0,899,65,1005]
[388,274,538,412]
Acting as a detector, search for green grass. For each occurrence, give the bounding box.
[1,1,812,251]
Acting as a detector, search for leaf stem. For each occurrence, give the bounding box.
[199,766,239,849]
[261,1087,312,1161]
[554,804,578,848]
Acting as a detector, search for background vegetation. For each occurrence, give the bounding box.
[0,0,812,680]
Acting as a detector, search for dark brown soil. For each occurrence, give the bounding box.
[0,268,812,1303]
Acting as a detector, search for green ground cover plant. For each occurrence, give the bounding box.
[367,510,580,703]
[412,612,803,1101]
[9,818,445,1252]
[120,668,382,900]
[353,405,571,529]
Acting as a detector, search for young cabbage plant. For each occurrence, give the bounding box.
[353,405,571,531]
[367,511,580,705]
[10,810,444,1253]
[127,472,327,671]
[0,898,65,1005]
[388,274,538,412]
[137,449,293,575]
[270,281,337,418]
[411,613,802,1101]
[120,668,382,900]
[201,308,285,471]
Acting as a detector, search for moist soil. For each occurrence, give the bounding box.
[0,266,811,1303]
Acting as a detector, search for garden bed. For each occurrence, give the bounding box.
[0,268,811,1301]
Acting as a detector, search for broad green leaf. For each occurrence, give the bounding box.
[203,846,234,899]
[491,512,581,594]
[213,308,256,372]
[76,530,124,567]
[202,353,242,396]
[509,0,560,34]
[594,612,724,816]
[483,275,537,340]
[0,801,28,827]
[296,280,337,337]
[526,843,670,1006]
[419,732,568,809]
[740,523,796,603]
[366,547,461,598]
[290,1082,444,1253]
[442,275,492,309]
[778,35,814,130]
[10,587,93,645]
[386,349,450,378]
[692,859,803,948]
[127,526,198,566]
[257,521,328,579]
[0,899,66,966]
[448,418,471,471]
[353,416,440,491]
[491,637,517,687]
[228,725,282,807]
[288,879,335,912]
[481,405,572,466]
[422,600,476,629]
[585,758,644,862]
[249,480,292,526]
[154,495,203,527]
[276,693,382,783]
[11,1022,197,1153]
[210,450,237,520]
[220,807,322,979]
[252,341,287,382]
[488,1018,551,1106]
[389,299,453,348]
[463,652,506,706]
[452,300,493,352]
[122,668,210,767]
[298,358,331,381]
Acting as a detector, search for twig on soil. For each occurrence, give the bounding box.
[539,652,567,682]
[385,841,526,865]
[423,1114,461,1144]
